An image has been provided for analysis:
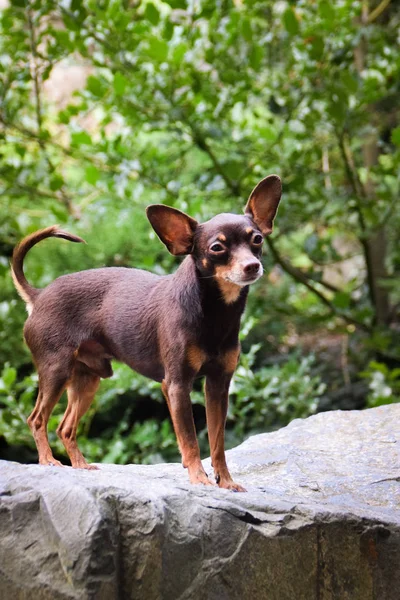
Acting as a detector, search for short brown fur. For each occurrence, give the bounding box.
[221,346,240,374]
[11,175,282,492]
[187,345,207,372]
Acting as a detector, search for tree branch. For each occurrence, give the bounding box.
[336,129,379,313]
[265,237,370,331]
[188,122,241,196]
[0,115,181,204]
[367,0,391,23]
[27,7,43,133]
[26,4,75,215]
[5,183,70,203]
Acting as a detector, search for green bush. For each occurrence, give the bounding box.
[361,362,400,408]
[229,349,325,439]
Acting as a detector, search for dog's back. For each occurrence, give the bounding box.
[24,266,165,379]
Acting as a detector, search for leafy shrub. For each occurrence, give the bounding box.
[229,348,326,441]
[361,361,400,407]
[0,365,38,451]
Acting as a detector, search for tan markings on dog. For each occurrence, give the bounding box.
[217,279,241,304]
[217,233,226,242]
[215,265,241,304]
[11,267,33,314]
[202,258,208,268]
[221,346,240,373]
[216,278,241,304]
[187,345,206,372]
[246,227,253,235]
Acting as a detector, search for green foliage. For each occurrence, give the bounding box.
[230,349,325,440]
[0,0,399,464]
[361,362,400,407]
[0,365,38,449]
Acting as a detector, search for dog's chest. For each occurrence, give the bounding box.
[198,298,244,350]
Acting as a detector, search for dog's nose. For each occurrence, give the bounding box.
[243,261,260,276]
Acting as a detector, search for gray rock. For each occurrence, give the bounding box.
[0,405,399,600]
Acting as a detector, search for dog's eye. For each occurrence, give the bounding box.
[252,234,263,245]
[210,242,225,253]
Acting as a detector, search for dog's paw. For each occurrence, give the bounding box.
[72,461,99,470]
[188,467,214,486]
[218,479,247,493]
[39,457,64,467]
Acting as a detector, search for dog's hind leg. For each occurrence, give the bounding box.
[56,362,100,470]
[27,351,74,467]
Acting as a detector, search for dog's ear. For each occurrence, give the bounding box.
[244,175,282,236]
[146,205,198,255]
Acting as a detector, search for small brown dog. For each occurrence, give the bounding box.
[12,175,281,491]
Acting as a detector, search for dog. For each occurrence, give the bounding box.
[11,175,282,491]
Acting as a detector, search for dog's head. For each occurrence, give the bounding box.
[146,175,282,302]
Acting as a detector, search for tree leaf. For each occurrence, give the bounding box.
[49,174,64,191]
[249,45,263,70]
[85,165,100,185]
[172,43,188,64]
[341,71,358,94]
[283,8,299,35]
[1,367,16,389]
[310,36,324,60]
[333,292,351,310]
[86,75,105,97]
[146,37,168,61]
[71,131,92,146]
[114,71,128,96]
[391,127,400,146]
[241,18,252,42]
[144,3,160,25]
[164,0,187,7]
[319,1,335,22]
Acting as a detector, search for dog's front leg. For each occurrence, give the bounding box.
[162,379,212,486]
[205,374,246,492]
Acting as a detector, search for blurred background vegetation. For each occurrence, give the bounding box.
[0,0,399,465]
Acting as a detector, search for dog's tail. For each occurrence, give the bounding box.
[11,225,86,312]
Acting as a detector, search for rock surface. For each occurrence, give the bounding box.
[0,405,399,600]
